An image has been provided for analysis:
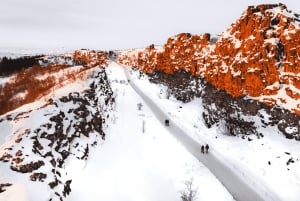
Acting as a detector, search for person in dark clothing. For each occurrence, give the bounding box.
[205,144,209,153]
[201,145,205,154]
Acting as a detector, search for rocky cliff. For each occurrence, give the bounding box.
[118,3,300,115]
[0,68,114,201]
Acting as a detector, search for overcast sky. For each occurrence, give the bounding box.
[0,0,299,51]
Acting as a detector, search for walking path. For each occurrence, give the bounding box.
[121,63,280,201]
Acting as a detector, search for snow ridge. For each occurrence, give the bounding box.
[0,68,114,201]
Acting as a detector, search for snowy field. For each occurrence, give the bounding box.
[126,64,300,201]
[0,47,72,58]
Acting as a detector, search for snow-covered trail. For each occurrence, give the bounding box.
[121,63,281,201]
[66,64,234,201]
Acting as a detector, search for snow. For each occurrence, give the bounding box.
[12,91,27,100]
[248,35,256,40]
[0,182,29,201]
[0,120,13,146]
[232,70,241,77]
[0,47,71,58]
[123,66,269,201]
[0,76,13,86]
[66,63,234,201]
[0,117,54,201]
[247,67,261,73]
[234,38,241,49]
[220,61,228,73]
[266,5,300,27]
[265,81,280,90]
[126,64,300,201]
[285,127,297,134]
[0,67,104,201]
[254,82,300,112]
[0,63,234,201]
[1,61,300,201]
[264,38,280,45]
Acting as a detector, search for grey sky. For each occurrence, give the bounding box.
[0,0,299,50]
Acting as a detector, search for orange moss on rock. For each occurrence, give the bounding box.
[118,3,300,115]
[285,87,300,100]
[73,50,108,67]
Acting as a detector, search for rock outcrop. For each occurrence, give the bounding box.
[147,68,300,140]
[73,49,109,67]
[118,3,300,115]
[0,68,114,201]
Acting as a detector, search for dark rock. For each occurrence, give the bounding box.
[10,160,45,173]
[49,178,59,189]
[63,180,72,197]
[30,172,47,182]
[0,183,12,193]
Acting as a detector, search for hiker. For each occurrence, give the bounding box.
[201,145,205,154]
[205,144,209,154]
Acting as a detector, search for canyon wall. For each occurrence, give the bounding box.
[118,3,300,115]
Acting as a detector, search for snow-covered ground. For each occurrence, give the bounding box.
[0,47,72,58]
[1,61,299,201]
[126,64,300,201]
[0,67,103,201]
[0,63,234,201]
[66,63,234,201]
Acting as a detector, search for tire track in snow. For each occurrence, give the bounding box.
[120,63,280,201]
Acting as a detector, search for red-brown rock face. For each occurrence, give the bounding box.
[73,49,108,67]
[118,3,300,115]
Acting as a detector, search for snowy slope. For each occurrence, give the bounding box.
[126,65,300,201]
[0,67,114,201]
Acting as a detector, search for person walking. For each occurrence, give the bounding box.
[205,144,209,154]
[201,145,205,154]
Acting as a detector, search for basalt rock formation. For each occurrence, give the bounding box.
[118,3,300,139]
[0,68,114,201]
[73,49,109,67]
[118,3,300,115]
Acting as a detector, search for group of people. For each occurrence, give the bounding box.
[201,144,209,154]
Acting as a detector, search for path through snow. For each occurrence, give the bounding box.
[65,64,234,201]
[121,63,281,201]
